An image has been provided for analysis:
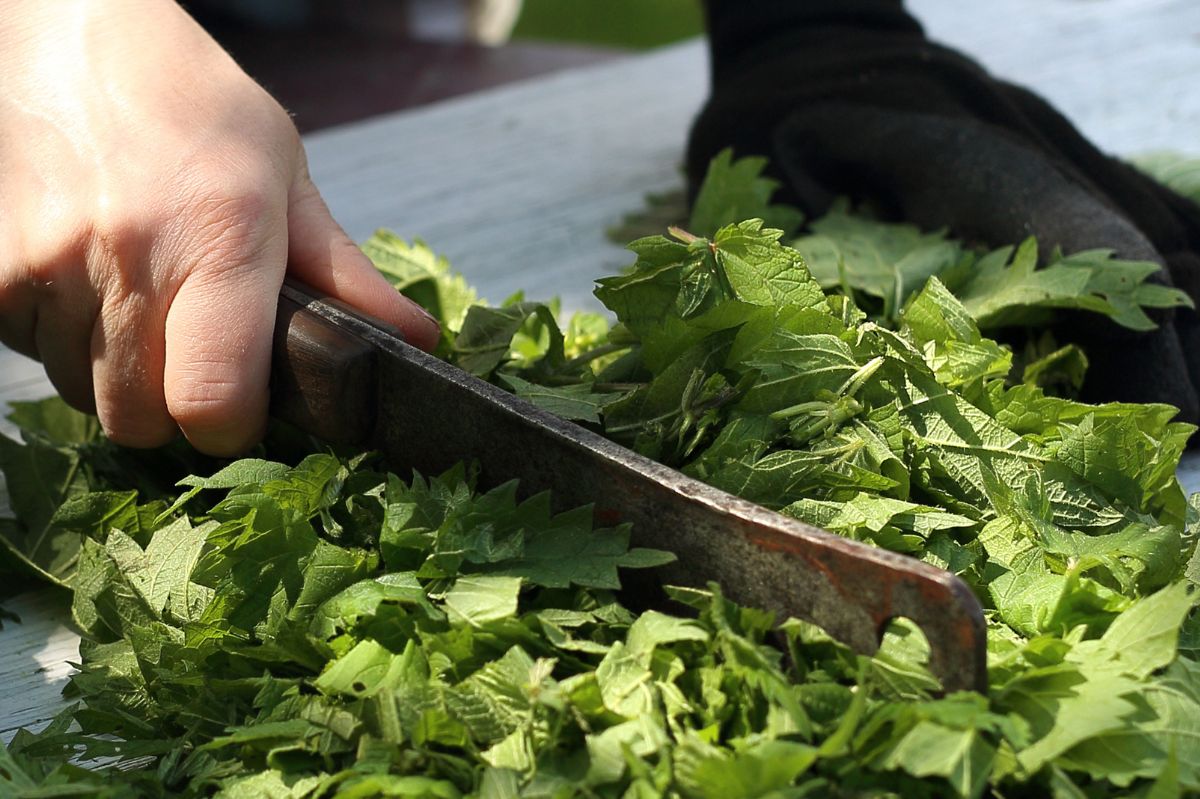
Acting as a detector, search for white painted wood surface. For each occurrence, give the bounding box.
[3,0,1200,741]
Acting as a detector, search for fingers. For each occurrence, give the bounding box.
[31,265,99,414]
[85,217,178,446]
[160,190,291,457]
[286,175,441,352]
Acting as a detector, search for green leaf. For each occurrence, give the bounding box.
[1055,659,1200,787]
[0,427,93,589]
[177,458,291,490]
[498,374,623,423]
[735,331,861,414]
[952,239,1191,331]
[1055,414,1191,525]
[674,736,817,799]
[109,517,211,619]
[879,714,997,798]
[315,638,419,698]
[595,641,653,718]
[6,396,101,446]
[448,645,550,744]
[626,610,708,655]
[1134,151,1200,205]
[442,575,522,627]
[1091,582,1195,678]
[688,149,803,238]
[792,201,966,318]
[453,302,564,377]
[711,219,826,310]
[362,230,478,337]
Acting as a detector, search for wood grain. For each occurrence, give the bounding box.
[271,283,380,445]
[4,0,1200,738]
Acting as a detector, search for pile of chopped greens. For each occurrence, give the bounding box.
[3,153,1200,798]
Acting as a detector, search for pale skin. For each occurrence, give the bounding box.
[0,0,441,457]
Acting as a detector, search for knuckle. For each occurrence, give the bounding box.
[96,393,176,449]
[165,363,264,433]
[85,204,159,306]
[89,207,149,265]
[195,182,275,233]
[102,418,177,450]
[172,169,284,278]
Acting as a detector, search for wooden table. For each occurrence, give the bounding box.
[4,0,1200,742]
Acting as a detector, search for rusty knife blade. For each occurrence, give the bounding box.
[271,280,987,692]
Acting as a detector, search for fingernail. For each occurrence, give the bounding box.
[407,300,442,351]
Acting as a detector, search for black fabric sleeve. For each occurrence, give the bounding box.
[692,0,1200,419]
[702,0,921,83]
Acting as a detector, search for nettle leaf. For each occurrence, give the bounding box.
[711,220,826,310]
[1002,660,1145,776]
[1133,151,1200,205]
[177,458,291,491]
[190,491,320,634]
[453,301,564,377]
[311,572,440,644]
[1055,413,1191,525]
[498,374,624,424]
[735,331,861,414]
[443,575,522,627]
[5,151,1200,798]
[594,236,692,338]
[0,426,97,590]
[788,492,974,551]
[688,148,803,238]
[105,517,212,620]
[584,715,671,786]
[5,396,102,446]
[314,638,419,698]
[626,610,709,655]
[362,230,478,338]
[902,278,1012,388]
[481,506,674,590]
[877,697,1007,799]
[595,640,655,718]
[51,490,167,546]
[1021,343,1089,393]
[448,645,550,745]
[283,539,379,632]
[1055,660,1200,788]
[1085,582,1196,679]
[594,234,758,373]
[166,458,291,517]
[950,239,1191,331]
[881,361,1048,512]
[673,735,817,799]
[791,201,967,317]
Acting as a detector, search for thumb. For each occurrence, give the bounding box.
[285,175,441,352]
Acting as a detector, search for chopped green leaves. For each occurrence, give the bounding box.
[3,150,1199,798]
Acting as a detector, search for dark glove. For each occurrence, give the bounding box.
[687,0,1200,423]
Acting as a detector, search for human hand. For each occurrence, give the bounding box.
[0,0,439,456]
[688,0,1200,422]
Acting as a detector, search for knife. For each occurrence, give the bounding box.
[271,279,988,693]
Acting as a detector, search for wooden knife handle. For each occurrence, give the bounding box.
[270,280,383,444]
